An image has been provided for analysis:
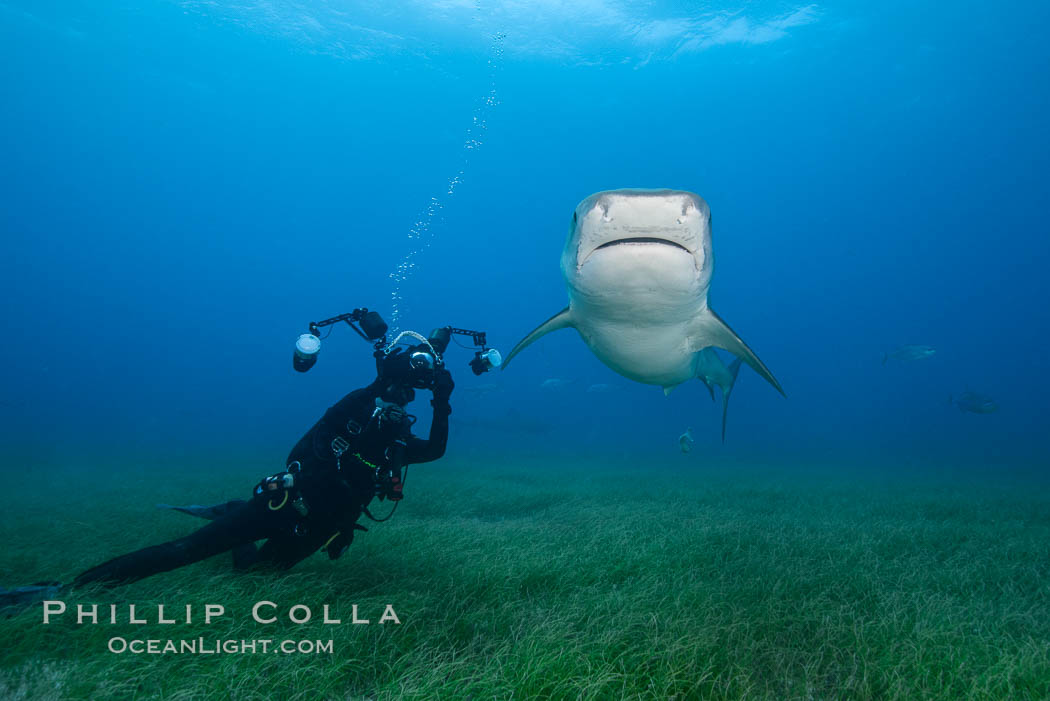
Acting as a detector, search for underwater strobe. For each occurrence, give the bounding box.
[291,307,501,380]
[293,309,388,373]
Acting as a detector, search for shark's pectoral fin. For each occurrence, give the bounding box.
[502,307,575,370]
[691,308,785,397]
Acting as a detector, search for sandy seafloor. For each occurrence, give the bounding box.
[0,446,1047,700]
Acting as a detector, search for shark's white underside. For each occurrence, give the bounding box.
[503,188,783,438]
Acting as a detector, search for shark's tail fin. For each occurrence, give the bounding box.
[720,357,744,443]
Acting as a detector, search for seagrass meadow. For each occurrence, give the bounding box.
[6,0,1050,699]
[1,452,1048,700]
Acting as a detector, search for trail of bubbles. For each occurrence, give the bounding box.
[388,30,506,332]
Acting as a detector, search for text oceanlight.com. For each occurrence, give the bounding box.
[107,638,334,655]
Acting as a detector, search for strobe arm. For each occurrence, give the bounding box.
[309,309,387,343]
[447,327,488,348]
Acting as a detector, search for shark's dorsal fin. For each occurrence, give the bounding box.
[690,307,785,396]
[501,307,575,370]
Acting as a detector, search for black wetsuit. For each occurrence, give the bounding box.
[73,382,450,587]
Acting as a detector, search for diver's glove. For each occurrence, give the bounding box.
[432,368,455,403]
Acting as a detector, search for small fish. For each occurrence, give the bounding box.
[461,383,501,396]
[678,428,694,453]
[452,409,556,435]
[882,345,936,365]
[586,383,614,393]
[951,391,999,414]
[540,378,572,390]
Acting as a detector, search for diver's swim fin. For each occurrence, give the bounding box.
[157,500,246,521]
[0,581,65,617]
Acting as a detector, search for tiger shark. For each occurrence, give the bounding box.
[502,188,783,438]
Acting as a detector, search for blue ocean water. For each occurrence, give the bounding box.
[2,0,1048,469]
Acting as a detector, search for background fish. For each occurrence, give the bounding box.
[882,345,936,365]
[952,391,999,414]
[461,383,502,397]
[678,429,694,453]
[452,409,557,436]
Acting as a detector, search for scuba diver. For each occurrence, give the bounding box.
[0,309,501,603]
[72,361,453,587]
[72,339,453,586]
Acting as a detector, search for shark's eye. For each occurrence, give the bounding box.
[573,212,578,224]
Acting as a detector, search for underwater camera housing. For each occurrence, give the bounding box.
[377,326,501,389]
[292,309,501,385]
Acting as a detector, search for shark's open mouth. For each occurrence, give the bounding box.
[594,237,691,252]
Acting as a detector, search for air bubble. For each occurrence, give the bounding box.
[388,30,506,331]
